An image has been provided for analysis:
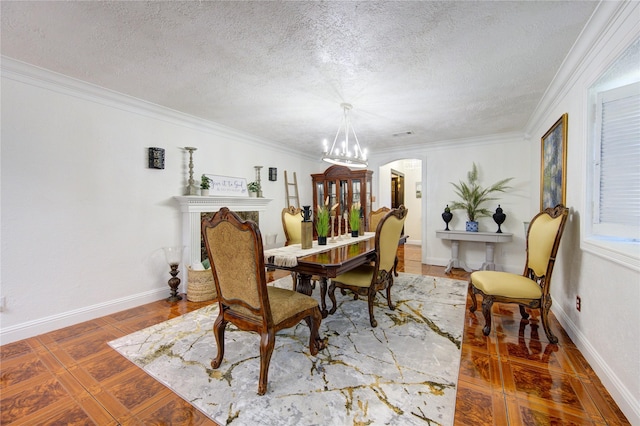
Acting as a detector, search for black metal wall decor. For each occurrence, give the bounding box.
[268,167,277,181]
[148,147,165,169]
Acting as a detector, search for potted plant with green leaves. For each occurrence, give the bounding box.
[316,198,330,245]
[247,181,261,197]
[200,174,211,196]
[449,163,513,232]
[349,202,361,237]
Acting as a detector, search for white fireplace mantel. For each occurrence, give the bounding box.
[174,195,273,277]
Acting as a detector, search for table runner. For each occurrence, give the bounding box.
[264,232,374,267]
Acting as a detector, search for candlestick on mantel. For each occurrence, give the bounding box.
[184,147,198,195]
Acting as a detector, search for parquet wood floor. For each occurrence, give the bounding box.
[0,246,630,425]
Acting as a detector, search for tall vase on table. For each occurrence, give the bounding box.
[442,205,453,231]
[493,205,506,233]
[301,205,313,249]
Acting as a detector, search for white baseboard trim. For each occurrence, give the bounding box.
[0,288,168,345]
[425,256,449,267]
[552,302,640,425]
[424,256,521,274]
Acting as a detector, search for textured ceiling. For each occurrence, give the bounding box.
[1,1,598,157]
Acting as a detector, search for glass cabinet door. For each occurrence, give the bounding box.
[316,182,325,208]
[352,180,361,207]
[328,181,337,212]
[366,178,372,218]
[339,180,349,216]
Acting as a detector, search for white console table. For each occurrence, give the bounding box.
[436,230,513,273]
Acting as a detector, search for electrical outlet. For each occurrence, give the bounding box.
[576,295,581,312]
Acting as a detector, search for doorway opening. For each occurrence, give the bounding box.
[378,159,422,263]
[391,169,405,208]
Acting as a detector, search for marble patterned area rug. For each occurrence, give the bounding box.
[109,273,468,425]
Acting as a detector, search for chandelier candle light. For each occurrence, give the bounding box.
[322,103,368,168]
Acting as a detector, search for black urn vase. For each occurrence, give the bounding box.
[441,205,453,231]
[301,205,312,222]
[493,205,506,233]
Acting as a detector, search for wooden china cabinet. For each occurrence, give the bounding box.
[311,165,373,236]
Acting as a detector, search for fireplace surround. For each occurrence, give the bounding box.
[174,196,272,288]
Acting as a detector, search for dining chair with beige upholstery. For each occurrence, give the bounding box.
[328,205,408,327]
[202,207,326,395]
[468,204,569,343]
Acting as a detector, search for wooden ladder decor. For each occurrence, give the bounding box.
[284,171,300,208]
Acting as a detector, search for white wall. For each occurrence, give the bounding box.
[0,60,324,343]
[370,133,531,273]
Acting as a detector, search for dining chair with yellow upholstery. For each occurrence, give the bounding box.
[281,206,318,291]
[368,206,390,232]
[468,204,569,344]
[328,205,408,327]
[282,205,303,246]
[370,206,402,277]
[202,207,326,395]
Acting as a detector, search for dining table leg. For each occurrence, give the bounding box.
[296,273,313,295]
[296,273,328,318]
[319,278,328,318]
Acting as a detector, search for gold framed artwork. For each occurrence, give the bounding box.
[540,113,568,210]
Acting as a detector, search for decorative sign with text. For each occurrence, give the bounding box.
[204,174,248,197]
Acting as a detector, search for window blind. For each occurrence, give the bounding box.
[594,82,640,239]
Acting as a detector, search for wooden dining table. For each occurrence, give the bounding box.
[264,233,407,317]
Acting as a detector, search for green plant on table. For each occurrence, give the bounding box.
[449,163,513,222]
[349,202,361,231]
[316,204,330,237]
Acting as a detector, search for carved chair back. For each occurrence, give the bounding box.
[369,206,391,232]
[282,206,303,246]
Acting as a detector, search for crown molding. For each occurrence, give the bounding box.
[1,56,317,161]
[369,131,525,159]
[525,1,640,134]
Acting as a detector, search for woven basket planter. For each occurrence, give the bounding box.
[186,267,216,302]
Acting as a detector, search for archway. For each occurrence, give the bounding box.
[376,158,423,255]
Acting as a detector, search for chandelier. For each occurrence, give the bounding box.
[322,103,368,168]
